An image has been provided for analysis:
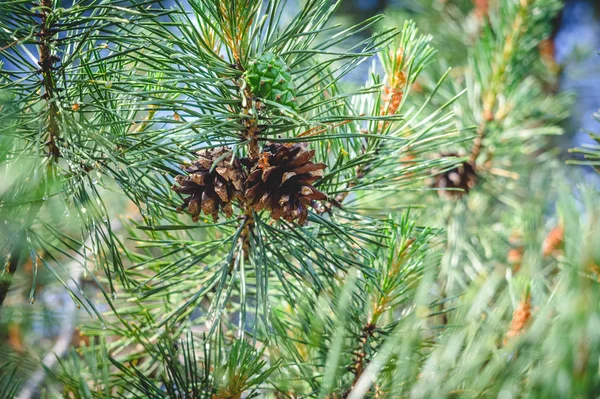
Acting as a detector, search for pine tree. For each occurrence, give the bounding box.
[0,0,598,398]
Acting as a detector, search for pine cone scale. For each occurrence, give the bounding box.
[172,147,245,222]
[293,163,327,174]
[301,184,327,200]
[245,142,327,225]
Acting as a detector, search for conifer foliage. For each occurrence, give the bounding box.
[0,0,599,398]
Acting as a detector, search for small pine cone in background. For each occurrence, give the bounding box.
[507,247,524,273]
[507,232,524,273]
[473,0,489,20]
[542,225,564,258]
[245,143,327,225]
[504,294,532,345]
[172,147,244,222]
[433,154,477,199]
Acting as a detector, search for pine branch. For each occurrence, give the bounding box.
[37,0,61,160]
[469,0,531,165]
[0,0,64,307]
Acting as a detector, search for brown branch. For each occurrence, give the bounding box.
[222,45,260,273]
[0,0,60,307]
[344,323,376,398]
[38,0,61,159]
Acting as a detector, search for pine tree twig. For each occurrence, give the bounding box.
[0,39,21,53]
[344,239,414,397]
[1,0,61,308]
[344,323,377,398]
[230,22,259,268]
[38,0,61,160]
[326,47,407,211]
[130,105,158,134]
[470,0,530,165]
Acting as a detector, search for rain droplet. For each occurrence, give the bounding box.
[29,298,35,305]
[81,207,87,214]
[112,292,118,300]
[64,207,70,217]
[101,323,107,330]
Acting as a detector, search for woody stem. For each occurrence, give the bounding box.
[1,0,59,308]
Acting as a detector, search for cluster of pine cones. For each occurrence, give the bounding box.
[172,143,327,225]
[173,53,323,225]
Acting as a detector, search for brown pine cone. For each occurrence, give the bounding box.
[434,154,477,199]
[245,143,327,225]
[172,147,244,222]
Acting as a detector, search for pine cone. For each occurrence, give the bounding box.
[245,143,327,225]
[172,147,244,222]
[434,154,477,199]
[245,52,298,111]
